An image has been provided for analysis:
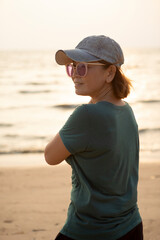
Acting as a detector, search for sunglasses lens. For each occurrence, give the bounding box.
[66,64,73,77]
[66,63,87,77]
[77,63,86,77]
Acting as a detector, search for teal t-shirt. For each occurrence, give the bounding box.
[59,101,142,240]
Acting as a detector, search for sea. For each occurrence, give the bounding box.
[0,48,160,166]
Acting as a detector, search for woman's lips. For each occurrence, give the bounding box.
[74,82,83,88]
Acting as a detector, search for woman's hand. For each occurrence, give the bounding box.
[44,133,71,165]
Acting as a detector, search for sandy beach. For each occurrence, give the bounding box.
[0,154,160,240]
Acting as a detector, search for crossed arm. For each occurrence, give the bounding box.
[44,133,71,165]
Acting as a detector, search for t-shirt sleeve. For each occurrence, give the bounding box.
[59,105,90,154]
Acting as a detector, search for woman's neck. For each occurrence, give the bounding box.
[90,88,125,106]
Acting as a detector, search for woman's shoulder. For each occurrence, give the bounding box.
[76,103,100,114]
[74,101,130,117]
[71,104,99,122]
[74,103,97,112]
[68,104,90,122]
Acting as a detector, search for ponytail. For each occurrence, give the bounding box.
[100,60,132,99]
[112,67,132,99]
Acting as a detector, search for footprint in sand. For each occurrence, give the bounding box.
[4,220,13,223]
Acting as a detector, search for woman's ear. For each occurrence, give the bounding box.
[105,65,116,83]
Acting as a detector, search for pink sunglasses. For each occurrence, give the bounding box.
[65,62,105,78]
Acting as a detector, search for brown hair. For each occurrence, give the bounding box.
[99,60,132,99]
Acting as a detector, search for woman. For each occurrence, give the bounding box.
[44,35,143,240]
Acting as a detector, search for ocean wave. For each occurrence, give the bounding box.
[3,134,46,140]
[139,127,160,134]
[0,149,44,155]
[19,90,51,94]
[26,80,59,86]
[140,148,160,152]
[129,99,160,105]
[26,82,49,85]
[0,104,46,110]
[0,123,13,127]
[53,100,160,108]
[53,104,78,109]
[0,148,160,155]
[138,99,160,104]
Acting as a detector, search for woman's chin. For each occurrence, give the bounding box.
[75,89,88,96]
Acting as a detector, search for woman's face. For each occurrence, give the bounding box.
[71,62,110,98]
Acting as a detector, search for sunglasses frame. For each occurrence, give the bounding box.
[65,62,106,78]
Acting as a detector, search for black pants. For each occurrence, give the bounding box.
[55,222,143,240]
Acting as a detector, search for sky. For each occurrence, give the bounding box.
[0,0,160,50]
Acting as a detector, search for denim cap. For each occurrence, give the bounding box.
[55,35,124,67]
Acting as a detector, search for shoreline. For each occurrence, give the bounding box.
[0,151,160,168]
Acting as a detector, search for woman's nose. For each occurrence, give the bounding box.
[72,67,78,78]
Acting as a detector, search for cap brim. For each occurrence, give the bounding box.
[55,49,101,65]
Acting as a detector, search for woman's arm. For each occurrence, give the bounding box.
[44,133,71,165]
